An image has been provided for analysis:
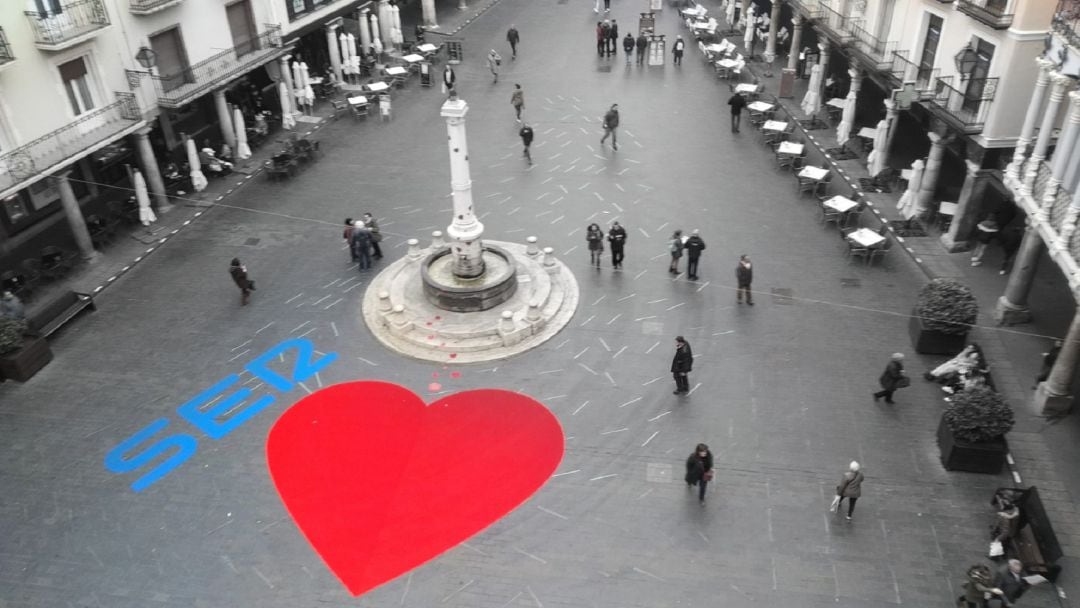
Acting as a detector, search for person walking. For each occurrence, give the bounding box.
[672,34,685,65]
[607,20,619,56]
[510,84,525,122]
[728,91,747,133]
[635,32,648,66]
[506,25,520,60]
[603,0,611,11]
[622,32,635,65]
[229,258,255,306]
[684,443,714,505]
[0,290,25,321]
[442,64,456,95]
[343,217,357,262]
[671,336,693,395]
[970,216,1000,266]
[959,564,1007,608]
[684,229,706,280]
[993,559,1032,605]
[596,22,607,58]
[487,49,502,83]
[736,254,753,304]
[600,103,619,150]
[519,122,534,165]
[998,224,1022,275]
[872,352,908,404]
[362,212,382,260]
[1035,339,1063,387]
[668,229,684,274]
[608,221,627,268]
[586,223,604,267]
[351,221,373,270]
[831,461,864,521]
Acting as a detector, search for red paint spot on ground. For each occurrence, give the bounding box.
[428,382,442,392]
[434,316,442,321]
[451,371,461,379]
[432,372,440,379]
[449,353,458,359]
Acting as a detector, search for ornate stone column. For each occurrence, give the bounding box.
[1063,127,1080,193]
[916,132,948,214]
[279,55,296,115]
[994,223,1043,325]
[212,90,236,151]
[819,41,831,99]
[1033,306,1080,415]
[1023,72,1072,194]
[1010,57,1054,180]
[326,20,343,84]
[787,14,803,71]
[442,93,484,278]
[741,0,751,29]
[942,160,989,252]
[1043,90,1080,220]
[422,0,438,27]
[1055,188,1080,250]
[883,99,899,166]
[57,172,98,262]
[133,126,172,213]
[358,10,371,56]
[764,0,781,64]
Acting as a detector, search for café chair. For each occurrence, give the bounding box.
[845,239,871,265]
[936,201,957,232]
[820,202,845,228]
[868,238,893,266]
[2,268,36,300]
[40,246,75,280]
[329,98,349,121]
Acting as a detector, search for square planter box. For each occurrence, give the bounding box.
[0,336,53,383]
[937,416,1007,474]
[909,311,968,356]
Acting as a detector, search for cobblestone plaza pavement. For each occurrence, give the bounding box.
[0,1,1070,607]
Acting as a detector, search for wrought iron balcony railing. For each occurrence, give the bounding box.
[151,25,285,109]
[957,0,1014,29]
[926,75,998,134]
[128,0,185,16]
[0,93,142,197]
[817,1,860,43]
[24,0,110,51]
[1053,0,1080,48]
[0,28,14,66]
[848,22,897,70]
[888,50,939,93]
[787,0,822,20]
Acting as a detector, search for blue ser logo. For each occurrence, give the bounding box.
[104,337,338,492]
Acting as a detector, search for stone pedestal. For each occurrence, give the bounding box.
[994,295,1033,326]
[1033,382,1073,416]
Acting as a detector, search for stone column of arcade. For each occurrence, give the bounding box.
[443,96,485,280]
[57,172,99,263]
[1034,305,1080,415]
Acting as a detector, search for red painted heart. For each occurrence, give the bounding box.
[266,381,564,596]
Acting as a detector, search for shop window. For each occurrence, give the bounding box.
[2,193,31,226]
[59,57,96,117]
[286,0,330,20]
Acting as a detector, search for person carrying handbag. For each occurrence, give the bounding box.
[873,352,908,404]
[831,461,863,521]
[684,443,714,505]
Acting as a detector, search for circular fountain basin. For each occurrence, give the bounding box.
[421,245,518,312]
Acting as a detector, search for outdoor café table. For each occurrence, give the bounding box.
[348,95,368,106]
[847,228,886,248]
[777,141,804,156]
[416,43,438,53]
[385,66,408,76]
[747,101,774,113]
[681,6,706,17]
[735,83,758,95]
[826,97,846,109]
[857,126,877,140]
[763,120,788,132]
[716,58,738,69]
[364,81,390,93]
[823,195,858,214]
[799,165,829,181]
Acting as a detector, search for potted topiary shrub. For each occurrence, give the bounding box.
[937,386,1014,474]
[909,278,978,355]
[0,316,52,382]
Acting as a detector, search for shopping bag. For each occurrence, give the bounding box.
[829,495,841,512]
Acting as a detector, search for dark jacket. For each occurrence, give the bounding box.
[520,126,534,145]
[636,34,648,51]
[736,261,752,286]
[507,27,519,44]
[599,23,610,40]
[728,93,747,115]
[351,226,373,251]
[586,228,604,251]
[879,360,905,390]
[673,39,685,54]
[443,67,456,88]
[608,22,618,40]
[608,225,627,249]
[343,225,354,241]
[229,265,252,290]
[993,565,1029,603]
[836,470,863,498]
[623,33,635,53]
[684,235,706,259]
[603,109,619,130]
[684,450,714,484]
[671,342,693,373]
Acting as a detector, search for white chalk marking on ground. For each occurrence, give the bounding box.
[324,298,343,310]
[889,566,901,604]
[666,302,685,311]
[599,337,612,351]
[506,228,524,233]
[697,281,710,292]
[497,195,513,205]
[713,330,735,336]
[649,411,671,421]
[323,279,341,289]
[507,206,521,215]
[572,401,590,415]
[561,140,573,148]
[542,126,554,134]
[312,294,331,306]
[441,579,475,602]
[642,431,659,447]
[231,339,252,352]
[541,176,554,184]
[535,210,552,218]
[551,215,565,224]
[592,294,607,305]
[634,269,648,280]
[579,314,596,327]
[563,245,579,255]
[606,313,621,325]
[93,286,104,293]
[642,376,662,386]
[536,191,553,201]
[563,164,576,172]
[548,152,563,160]
[650,253,667,261]
[357,356,379,366]
[539,369,564,375]
[285,293,304,304]
[585,211,599,221]
[767,507,775,542]
[687,382,702,395]
[638,228,650,238]
[514,548,547,565]
[461,542,489,556]
[604,372,617,385]
[291,321,311,333]
[645,341,661,354]
[619,397,643,408]
[634,567,665,582]
[297,327,315,339]
[554,339,570,350]
[543,394,567,401]
[616,293,636,302]
[527,586,545,608]
[538,506,569,520]
[228,349,251,362]
[256,322,274,334]
[612,346,627,359]
[601,427,628,435]
[611,201,624,212]
[252,566,274,589]
[107,276,118,283]
[593,191,604,201]
[578,363,598,375]
[399,572,412,605]
[590,474,618,481]
[567,227,581,238]
[344,281,364,293]
[546,165,562,173]
[578,182,591,190]
[329,322,339,337]
[574,347,590,359]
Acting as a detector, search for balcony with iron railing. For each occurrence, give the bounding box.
[848,22,897,71]
[817,1,860,44]
[24,0,110,52]
[787,0,822,20]
[925,75,998,134]
[151,25,286,109]
[129,0,185,16]
[887,50,939,94]
[1053,0,1080,49]
[957,0,1014,29]
[0,28,14,67]
[0,93,142,198]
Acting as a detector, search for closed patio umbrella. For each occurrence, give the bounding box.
[234,107,251,160]
[279,81,296,130]
[370,14,383,56]
[359,15,372,57]
[801,63,822,118]
[391,5,404,47]
[836,90,856,146]
[743,6,755,50]
[897,159,925,220]
[379,1,393,47]
[300,62,315,111]
[725,0,735,26]
[291,61,304,108]
[347,33,360,77]
[134,168,156,226]
[186,137,208,193]
[866,119,889,177]
[339,32,351,76]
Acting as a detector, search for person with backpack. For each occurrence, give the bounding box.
[600,103,619,150]
[672,34,686,65]
[684,229,706,280]
[668,229,684,274]
[519,122,534,164]
[510,83,525,122]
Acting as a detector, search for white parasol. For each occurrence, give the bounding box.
[234,107,251,160]
[358,13,372,57]
[866,119,889,177]
[279,81,296,129]
[897,159,925,220]
[185,138,208,193]
[291,60,304,107]
[370,14,382,55]
[725,0,735,25]
[339,32,351,75]
[347,33,360,76]
[836,90,856,146]
[801,63,822,117]
[134,168,156,225]
[300,62,315,109]
[743,6,755,49]
[378,2,392,48]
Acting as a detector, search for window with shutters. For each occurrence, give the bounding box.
[150,27,191,92]
[59,57,95,116]
[227,0,258,56]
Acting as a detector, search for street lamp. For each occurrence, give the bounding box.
[126,46,157,89]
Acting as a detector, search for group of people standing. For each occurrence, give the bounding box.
[585,222,627,268]
[342,213,384,270]
[595,20,620,58]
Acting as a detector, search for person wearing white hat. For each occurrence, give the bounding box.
[833,461,863,521]
[487,49,502,83]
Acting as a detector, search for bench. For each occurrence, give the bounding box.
[997,487,1063,582]
[27,290,96,338]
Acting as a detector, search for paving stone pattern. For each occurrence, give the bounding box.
[0,1,1066,606]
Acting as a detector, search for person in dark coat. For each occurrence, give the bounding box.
[998,224,1023,275]
[362,212,382,260]
[442,65,456,95]
[351,222,373,270]
[833,461,863,521]
[635,33,648,66]
[684,443,714,504]
[728,91,747,133]
[506,25,520,59]
[519,122,534,164]
[672,34,685,65]
[671,336,693,395]
[597,22,607,57]
[622,32,635,64]
[736,254,753,304]
[586,223,604,267]
[873,352,907,404]
[668,229,684,274]
[600,103,619,150]
[1035,339,1063,387]
[959,564,1006,608]
[608,221,627,268]
[229,258,255,306]
[343,217,357,262]
[607,20,618,55]
[684,229,706,280]
[994,559,1031,605]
